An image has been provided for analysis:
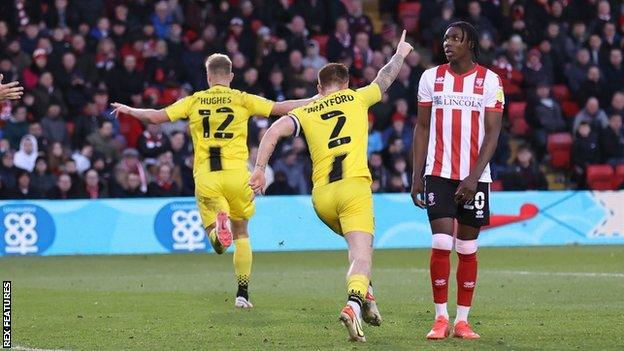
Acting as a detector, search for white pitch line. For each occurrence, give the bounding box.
[13,346,68,351]
[375,268,624,278]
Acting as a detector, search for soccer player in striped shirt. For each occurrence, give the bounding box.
[411,22,504,339]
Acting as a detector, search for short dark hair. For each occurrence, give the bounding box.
[446,21,480,60]
[205,53,232,76]
[318,63,349,88]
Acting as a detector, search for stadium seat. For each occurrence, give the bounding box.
[507,102,526,121]
[143,87,161,103]
[614,164,624,189]
[510,117,530,136]
[547,133,573,169]
[552,84,571,102]
[398,2,421,34]
[586,164,615,190]
[562,101,580,118]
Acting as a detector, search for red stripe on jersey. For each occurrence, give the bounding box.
[473,66,487,95]
[432,108,444,176]
[470,110,480,171]
[434,65,448,92]
[450,109,462,179]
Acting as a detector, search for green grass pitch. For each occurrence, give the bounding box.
[2,246,623,350]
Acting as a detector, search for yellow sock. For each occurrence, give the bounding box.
[233,238,252,299]
[347,274,369,303]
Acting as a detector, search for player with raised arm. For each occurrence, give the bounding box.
[111,54,315,309]
[410,22,504,340]
[249,30,413,342]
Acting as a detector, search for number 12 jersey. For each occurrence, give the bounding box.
[290,83,382,189]
[165,85,275,177]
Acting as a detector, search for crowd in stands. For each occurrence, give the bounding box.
[0,0,623,199]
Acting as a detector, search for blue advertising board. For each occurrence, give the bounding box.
[0,191,622,256]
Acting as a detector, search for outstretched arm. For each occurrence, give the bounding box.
[271,95,320,116]
[0,74,23,101]
[110,102,170,124]
[249,116,296,194]
[372,29,413,93]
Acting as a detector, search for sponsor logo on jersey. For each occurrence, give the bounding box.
[433,94,484,108]
[154,201,209,252]
[0,204,55,256]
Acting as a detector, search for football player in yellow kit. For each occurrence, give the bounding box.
[249,31,413,342]
[111,54,316,309]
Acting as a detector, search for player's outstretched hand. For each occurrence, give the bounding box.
[110,102,132,118]
[410,177,426,209]
[0,74,24,101]
[249,168,266,196]
[396,30,414,57]
[454,176,478,205]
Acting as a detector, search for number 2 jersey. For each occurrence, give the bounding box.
[289,83,382,189]
[164,85,274,178]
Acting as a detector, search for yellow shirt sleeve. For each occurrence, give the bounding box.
[164,96,192,121]
[242,92,275,117]
[356,83,382,107]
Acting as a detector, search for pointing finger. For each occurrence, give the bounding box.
[400,29,406,43]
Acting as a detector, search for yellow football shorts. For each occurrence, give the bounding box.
[311,177,375,236]
[194,169,255,228]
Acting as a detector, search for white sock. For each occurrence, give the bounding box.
[434,303,449,319]
[455,305,471,324]
[347,300,362,317]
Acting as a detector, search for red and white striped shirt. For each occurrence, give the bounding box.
[417,64,504,182]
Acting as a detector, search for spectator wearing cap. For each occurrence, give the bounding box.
[599,113,624,166]
[522,49,553,90]
[302,40,327,74]
[572,121,601,189]
[13,134,38,172]
[382,99,412,149]
[113,148,148,197]
[87,120,119,164]
[147,163,180,197]
[502,145,548,191]
[573,97,609,134]
[23,48,49,90]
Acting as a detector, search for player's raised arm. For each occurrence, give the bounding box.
[0,74,24,101]
[110,102,170,124]
[249,115,297,195]
[271,95,320,116]
[372,30,413,93]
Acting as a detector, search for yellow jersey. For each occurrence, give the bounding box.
[165,85,274,176]
[290,83,381,189]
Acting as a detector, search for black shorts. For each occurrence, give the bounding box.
[424,176,490,227]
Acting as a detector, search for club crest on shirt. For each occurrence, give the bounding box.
[428,192,435,206]
[475,77,484,87]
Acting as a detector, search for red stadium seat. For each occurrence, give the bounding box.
[552,84,571,102]
[507,102,526,121]
[510,117,530,136]
[66,122,75,138]
[614,164,624,189]
[547,132,572,169]
[562,101,580,118]
[587,164,615,190]
[398,2,421,34]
